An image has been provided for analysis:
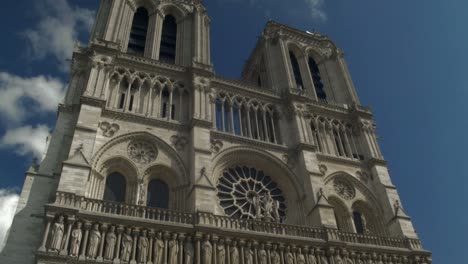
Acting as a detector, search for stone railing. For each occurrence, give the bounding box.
[54,192,193,225]
[52,192,426,252]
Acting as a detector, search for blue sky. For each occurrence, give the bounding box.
[0,0,466,261]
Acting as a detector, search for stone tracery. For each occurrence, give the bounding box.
[216,166,286,222]
[128,140,158,164]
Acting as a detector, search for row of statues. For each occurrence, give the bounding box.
[43,216,427,264]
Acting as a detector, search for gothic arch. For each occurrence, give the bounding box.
[211,146,306,224]
[328,195,354,233]
[91,131,189,186]
[129,0,157,13]
[158,3,188,22]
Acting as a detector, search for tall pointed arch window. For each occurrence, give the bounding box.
[289,51,303,89]
[103,172,126,203]
[308,57,327,101]
[127,8,149,56]
[159,15,177,64]
[147,179,169,209]
[353,211,365,234]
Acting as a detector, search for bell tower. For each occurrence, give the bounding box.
[91,0,211,67]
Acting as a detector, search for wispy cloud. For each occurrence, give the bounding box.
[0,72,66,123]
[0,125,50,159]
[0,189,19,253]
[305,0,327,21]
[22,0,95,71]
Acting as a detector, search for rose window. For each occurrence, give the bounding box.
[128,140,157,164]
[216,166,286,222]
[333,178,355,200]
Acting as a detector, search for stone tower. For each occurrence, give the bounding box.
[1,0,431,264]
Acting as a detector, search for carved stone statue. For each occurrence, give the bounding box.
[217,242,226,264]
[168,234,179,264]
[184,237,194,264]
[138,230,149,263]
[335,254,344,264]
[258,247,268,264]
[104,226,117,260]
[244,246,254,264]
[297,252,306,264]
[253,195,262,220]
[307,252,317,264]
[230,242,239,264]
[87,224,101,259]
[121,228,133,262]
[154,232,165,264]
[320,255,329,264]
[69,221,82,257]
[202,236,212,264]
[285,251,294,264]
[50,215,65,252]
[271,249,281,264]
[272,200,281,223]
[262,193,274,222]
[361,214,369,234]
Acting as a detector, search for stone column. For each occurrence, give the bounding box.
[59,217,75,255]
[131,228,140,264]
[164,232,171,264]
[79,221,92,261]
[212,235,219,264]
[38,216,53,252]
[114,225,124,264]
[178,233,186,264]
[195,233,202,264]
[148,230,155,264]
[97,223,108,262]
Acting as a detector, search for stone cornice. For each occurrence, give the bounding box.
[316,153,365,167]
[102,109,189,131]
[212,77,281,101]
[211,130,288,153]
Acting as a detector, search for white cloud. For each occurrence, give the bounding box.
[0,189,19,253]
[0,72,66,123]
[0,125,50,159]
[305,0,327,21]
[23,0,95,71]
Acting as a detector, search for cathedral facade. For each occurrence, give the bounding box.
[1,0,431,264]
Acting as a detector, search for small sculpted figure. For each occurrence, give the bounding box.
[297,252,306,264]
[272,200,281,223]
[262,193,274,221]
[138,230,149,263]
[259,247,268,264]
[104,226,117,260]
[184,237,195,264]
[168,234,179,264]
[307,251,317,264]
[271,249,281,264]
[217,241,226,264]
[87,224,101,259]
[153,232,165,264]
[230,242,239,264]
[121,228,133,262]
[50,215,65,252]
[245,246,254,264]
[285,251,294,264]
[69,222,82,257]
[202,236,212,264]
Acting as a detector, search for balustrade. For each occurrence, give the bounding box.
[51,192,427,255]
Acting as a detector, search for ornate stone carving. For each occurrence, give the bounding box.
[49,215,65,252]
[171,135,188,151]
[202,236,212,264]
[217,240,226,264]
[69,221,82,257]
[210,139,223,153]
[271,247,281,264]
[104,226,116,260]
[168,234,179,264]
[216,166,286,222]
[154,232,165,264]
[138,230,149,263]
[121,228,133,262]
[230,241,239,264]
[245,245,254,264]
[184,237,194,264]
[99,121,120,137]
[319,164,328,175]
[87,224,101,259]
[259,246,268,264]
[128,140,157,164]
[333,178,355,200]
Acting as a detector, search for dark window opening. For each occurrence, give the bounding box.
[128,8,149,56]
[147,179,169,209]
[289,51,303,89]
[119,93,126,109]
[103,172,126,203]
[308,57,327,101]
[353,211,365,234]
[129,95,134,111]
[171,104,175,120]
[159,15,177,64]
[257,75,262,87]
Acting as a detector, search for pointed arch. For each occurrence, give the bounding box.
[127,7,149,56]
